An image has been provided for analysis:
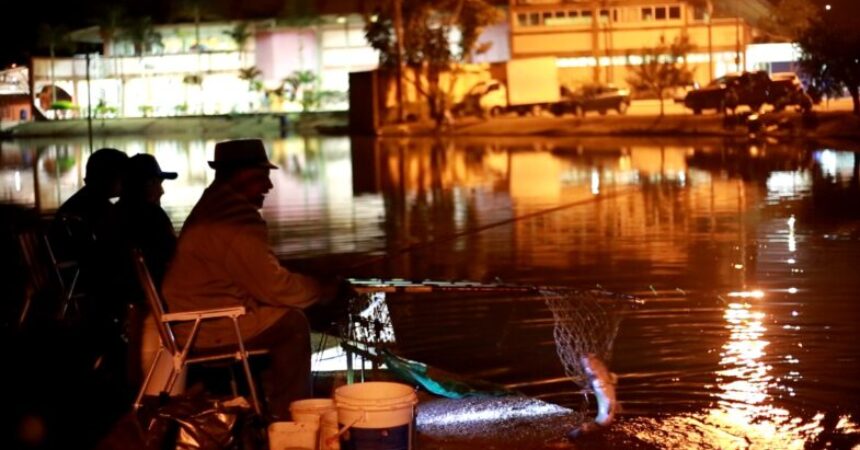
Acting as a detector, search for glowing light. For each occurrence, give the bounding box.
[787,258,796,264]
[417,401,568,427]
[14,170,21,192]
[825,4,831,10]
[788,287,798,294]
[733,264,744,269]
[336,16,347,24]
[590,169,600,195]
[728,290,764,299]
[819,150,838,177]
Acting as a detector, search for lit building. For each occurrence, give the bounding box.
[26,0,781,120]
[507,0,772,87]
[0,67,31,128]
[29,16,379,119]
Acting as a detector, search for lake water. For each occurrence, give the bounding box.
[3,135,859,448]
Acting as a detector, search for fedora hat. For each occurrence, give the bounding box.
[208,139,277,170]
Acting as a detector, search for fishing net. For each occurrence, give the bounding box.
[343,291,396,347]
[542,289,641,389]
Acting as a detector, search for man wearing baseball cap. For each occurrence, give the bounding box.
[162,139,327,419]
[116,153,179,392]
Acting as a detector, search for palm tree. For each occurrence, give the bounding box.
[95,5,124,57]
[37,24,74,109]
[239,66,263,111]
[93,6,125,116]
[123,16,162,57]
[224,22,253,66]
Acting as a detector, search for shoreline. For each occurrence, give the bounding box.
[3,109,859,142]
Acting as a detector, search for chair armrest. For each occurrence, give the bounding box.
[162,306,247,322]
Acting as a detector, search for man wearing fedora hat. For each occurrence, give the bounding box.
[162,138,324,419]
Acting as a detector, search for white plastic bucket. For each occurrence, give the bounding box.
[290,398,336,425]
[319,410,340,450]
[268,421,319,450]
[335,382,418,450]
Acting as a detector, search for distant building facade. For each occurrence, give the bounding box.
[27,0,778,119]
[508,0,771,87]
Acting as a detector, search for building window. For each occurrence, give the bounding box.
[555,11,565,18]
[529,12,540,26]
[655,6,667,20]
[542,11,553,21]
[581,10,592,19]
[669,6,681,19]
[613,9,619,22]
[641,7,653,21]
[517,13,527,26]
[568,10,578,17]
[693,6,707,21]
[599,9,610,22]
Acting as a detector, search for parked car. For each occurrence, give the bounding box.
[684,71,772,114]
[769,72,813,112]
[552,84,631,116]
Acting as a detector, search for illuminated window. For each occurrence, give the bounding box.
[655,6,667,19]
[669,6,681,19]
[599,9,610,22]
[517,13,528,26]
[641,7,653,20]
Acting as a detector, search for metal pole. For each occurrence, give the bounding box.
[393,0,405,123]
[734,1,741,71]
[85,52,93,153]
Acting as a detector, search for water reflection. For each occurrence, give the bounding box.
[3,136,860,448]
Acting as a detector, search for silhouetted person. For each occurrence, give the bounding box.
[52,148,128,262]
[117,153,178,287]
[162,139,334,419]
[116,153,178,391]
[50,148,129,318]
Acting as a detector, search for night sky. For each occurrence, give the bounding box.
[0,0,318,67]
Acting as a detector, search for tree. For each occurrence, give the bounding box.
[123,16,162,57]
[281,70,316,102]
[224,22,252,66]
[796,1,860,115]
[365,0,499,126]
[239,66,263,111]
[757,0,817,41]
[37,24,74,108]
[94,5,124,57]
[626,34,695,116]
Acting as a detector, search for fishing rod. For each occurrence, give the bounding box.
[344,186,638,271]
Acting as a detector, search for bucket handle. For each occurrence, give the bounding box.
[324,411,365,447]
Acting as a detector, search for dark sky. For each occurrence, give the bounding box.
[0,0,173,67]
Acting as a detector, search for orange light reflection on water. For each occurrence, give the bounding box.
[631,293,860,449]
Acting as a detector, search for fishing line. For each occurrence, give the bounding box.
[344,186,639,271]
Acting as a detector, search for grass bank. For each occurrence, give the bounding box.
[3,112,348,139]
[379,110,860,141]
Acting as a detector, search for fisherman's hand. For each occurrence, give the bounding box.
[317,276,355,306]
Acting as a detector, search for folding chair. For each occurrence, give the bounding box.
[16,230,55,327]
[130,249,267,415]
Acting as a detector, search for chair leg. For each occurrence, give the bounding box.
[135,347,166,410]
[231,318,262,416]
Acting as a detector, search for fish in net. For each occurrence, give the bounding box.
[541,289,642,437]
